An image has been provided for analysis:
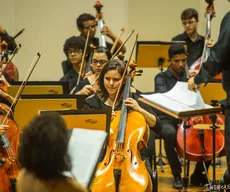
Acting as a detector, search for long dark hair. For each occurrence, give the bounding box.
[97,59,125,101]
[18,113,71,179]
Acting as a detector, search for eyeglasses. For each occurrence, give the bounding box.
[92,59,108,65]
[67,49,83,55]
[182,20,196,26]
[83,24,98,30]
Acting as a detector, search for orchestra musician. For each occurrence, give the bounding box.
[154,43,211,188]
[60,36,88,91]
[84,59,161,188]
[188,0,230,184]
[73,46,112,95]
[62,13,126,75]
[16,113,88,192]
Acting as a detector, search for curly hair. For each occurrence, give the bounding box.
[76,13,95,30]
[18,113,71,180]
[63,36,86,56]
[181,8,199,22]
[97,59,125,101]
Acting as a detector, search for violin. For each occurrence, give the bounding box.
[0,103,20,192]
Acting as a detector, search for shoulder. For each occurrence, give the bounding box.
[84,94,101,109]
[172,33,185,41]
[155,70,167,80]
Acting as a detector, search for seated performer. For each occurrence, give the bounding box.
[62,13,126,75]
[17,113,88,192]
[73,46,112,95]
[84,59,161,188]
[60,36,88,91]
[154,43,210,189]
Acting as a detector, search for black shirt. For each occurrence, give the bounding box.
[73,78,90,94]
[154,68,187,93]
[172,32,205,67]
[59,68,79,91]
[195,11,230,105]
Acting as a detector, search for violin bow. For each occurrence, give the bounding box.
[110,28,125,55]
[76,29,90,86]
[1,53,41,125]
[112,33,139,112]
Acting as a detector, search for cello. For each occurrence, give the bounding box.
[91,35,153,192]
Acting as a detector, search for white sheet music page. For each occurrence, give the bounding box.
[141,82,212,114]
[63,128,107,187]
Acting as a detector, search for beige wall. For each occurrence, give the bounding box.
[1,0,229,92]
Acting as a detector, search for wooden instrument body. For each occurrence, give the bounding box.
[92,111,152,192]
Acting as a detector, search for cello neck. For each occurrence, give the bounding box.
[116,75,131,144]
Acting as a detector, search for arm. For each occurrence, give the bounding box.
[154,73,168,93]
[194,12,230,85]
[124,97,157,128]
[0,89,14,105]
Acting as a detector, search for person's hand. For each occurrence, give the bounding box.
[124,97,141,112]
[188,76,199,92]
[0,75,10,87]
[0,89,8,99]
[207,39,215,48]
[101,26,114,39]
[0,124,9,136]
[84,71,93,79]
[188,69,199,78]
[0,26,6,35]
[76,85,96,96]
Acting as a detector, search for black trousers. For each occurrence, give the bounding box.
[159,118,182,176]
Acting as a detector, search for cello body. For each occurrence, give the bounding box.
[91,111,152,192]
[0,107,20,192]
[177,115,225,162]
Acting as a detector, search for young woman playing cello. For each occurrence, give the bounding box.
[84,59,161,191]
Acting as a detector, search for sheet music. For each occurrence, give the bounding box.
[141,82,212,114]
[63,128,107,187]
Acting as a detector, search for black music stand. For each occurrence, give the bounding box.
[139,96,222,192]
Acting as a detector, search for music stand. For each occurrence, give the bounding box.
[136,41,186,71]
[8,81,69,97]
[39,109,112,188]
[139,97,222,192]
[14,95,86,131]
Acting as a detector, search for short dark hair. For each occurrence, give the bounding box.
[92,46,112,61]
[63,36,86,56]
[18,113,71,179]
[168,43,188,59]
[76,13,96,30]
[98,59,125,101]
[181,8,199,22]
